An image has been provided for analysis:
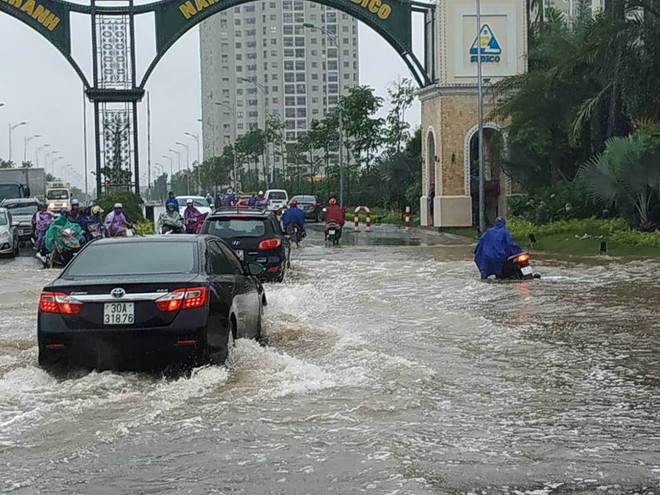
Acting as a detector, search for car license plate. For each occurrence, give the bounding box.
[103,302,135,325]
[235,250,244,260]
[521,266,533,276]
[328,229,336,235]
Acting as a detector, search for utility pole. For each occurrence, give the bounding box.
[9,122,28,164]
[476,0,486,233]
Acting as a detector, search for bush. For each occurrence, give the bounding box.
[95,191,144,223]
[508,217,627,240]
[509,181,601,224]
[610,229,660,247]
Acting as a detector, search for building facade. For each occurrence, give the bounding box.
[199,0,359,173]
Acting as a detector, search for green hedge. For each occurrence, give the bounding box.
[95,192,144,223]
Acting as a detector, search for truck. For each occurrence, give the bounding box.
[0,167,46,202]
[45,181,71,212]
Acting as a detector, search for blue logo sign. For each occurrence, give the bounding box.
[470,24,502,63]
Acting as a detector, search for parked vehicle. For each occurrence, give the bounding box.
[0,207,20,258]
[0,197,39,241]
[45,181,71,213]
[264,189,288,212]
[290,195,320,222]
[0,168,46,202]
[200,209,288,282]
[37,236,267,372]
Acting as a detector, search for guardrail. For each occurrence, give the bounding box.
[354,206,371,232]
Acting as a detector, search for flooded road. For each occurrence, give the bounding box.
[1,226,659,494]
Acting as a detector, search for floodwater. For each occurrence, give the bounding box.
[1,226,659,494]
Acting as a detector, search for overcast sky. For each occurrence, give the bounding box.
[0,9,422,193]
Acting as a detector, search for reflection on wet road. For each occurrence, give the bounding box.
[1,227,659,494]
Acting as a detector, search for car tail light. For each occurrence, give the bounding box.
[155,287,208,312]
[516,253,529,263]
[309,204,317,210]
[259,238,281,250]
[267,266,279,273]
[39,292,82,315]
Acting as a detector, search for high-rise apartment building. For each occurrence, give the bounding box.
[199,1,360,171]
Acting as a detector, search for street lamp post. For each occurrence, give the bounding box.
[215,102,238,193]
[303,22,344,206]
[185,132,201,194]
[36,144,50,167]
[8,122,28,164]
[161,155,174,191]
[45,151,59,173]
[176,141,191,195]
[24,134,41,164]
[476,0,486,232]
[53,157,64,179]
[168,149,182,193]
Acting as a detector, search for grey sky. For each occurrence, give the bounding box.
[0,9,421,193]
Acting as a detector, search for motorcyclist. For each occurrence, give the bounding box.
[222,188,236,207]
[205,192,214,206]
[80,205,107,242]
[104,203,131,237]
[43,209,84,268]
[247,193,257,208]
[474,217,522,280]
[34,203,54,253]
[158,202,184,234]
[324,197,345,241]
[282,199,306,240]
[183,198,203,234]
[70,199,82,225]
[255,191,267,209]
[165,191,180,212]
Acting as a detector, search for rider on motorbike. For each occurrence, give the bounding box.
[282,199,306,241]
[104,203,131,237]
[474,217,522,280]
[158,202,184,234]
[255,191,267,209]
[70,199,82,225]
[183,198,203,233]
[323,197,345,241]
[34,203,54,252]
[43,209,84,268]
[79,205,107,242]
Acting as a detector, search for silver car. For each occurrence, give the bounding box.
[0,198,39,241]
[0,207,20,258]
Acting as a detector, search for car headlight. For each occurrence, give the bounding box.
[63,201,68,208]
[0,231,8,239]
[49,203,55,209]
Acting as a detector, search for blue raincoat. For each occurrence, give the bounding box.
[474,219,522,279]
[282,205,305,230]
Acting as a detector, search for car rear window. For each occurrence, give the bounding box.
[206,218,268,238]
[178,198,208,208]
[64,241,197,278]
[268,192,287,200]
[292,196,315,203]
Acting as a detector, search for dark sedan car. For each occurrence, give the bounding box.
[37,236,267,371]
[200,209,288,282]
[290,195,320,222]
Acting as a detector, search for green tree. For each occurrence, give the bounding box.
[384,78,416,153]
[339,85,385,172]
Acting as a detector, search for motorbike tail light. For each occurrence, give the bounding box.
[259,238,281,250]
[155,287,208,312]
[39,292,83,315]
[516,253,529,263]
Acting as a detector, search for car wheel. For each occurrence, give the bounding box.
[214,317,235,367]
[9,242,17,258]
[256,304,264,343]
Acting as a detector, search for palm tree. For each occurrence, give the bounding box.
[578,132,660,228]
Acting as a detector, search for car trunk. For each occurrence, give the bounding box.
[49,274,202,330]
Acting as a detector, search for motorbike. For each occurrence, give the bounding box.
[185,212,208,234]
[325,221,342,246]
[499,252,539,280]
[38,228,82,269]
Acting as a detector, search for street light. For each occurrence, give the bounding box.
[239,76,271,189]
[24,134,41,163]
[475,0,486,232]
[8,122,28,163]
[53,156,64,179]
[303,22,345,206]
[215,102,239,193]
[168,148,182,172]
[36,144,50,167]
[176,141,191,195]
[45,150,59,172]
[185,132,201,194]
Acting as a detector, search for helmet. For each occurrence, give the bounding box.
[227,188,233,194]
[114,203,123,209]
[60,208,71,217]
[329,198,337,205]
[186,199,193,204]
[258,190,264,196]
[495,216,506,225]
[91,205,102,215]
[71,199,80,207]
[167,203,175,210]
[290,199,298,206]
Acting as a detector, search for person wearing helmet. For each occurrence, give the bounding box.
[282,198,306,240]
[165,191,179,212]
[255,190,267,209]
[70,199,82,225]
[43,209,84,267]
[104,203,130,237]
[222,188,236,207]
[474,217,522,280]
[158,201,184,234]
[34,202,55,253]
[183,198,203,233]
[323,197,345,241]
[79,205,106,242]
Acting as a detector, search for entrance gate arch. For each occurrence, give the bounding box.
[0,0,436,195]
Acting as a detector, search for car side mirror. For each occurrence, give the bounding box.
[246,262,265,276]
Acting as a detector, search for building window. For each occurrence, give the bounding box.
[296,73,306,82]
[296,96,306,105]
[285,108,296,118]
[296,108,306,117]
[285,96,295,105]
